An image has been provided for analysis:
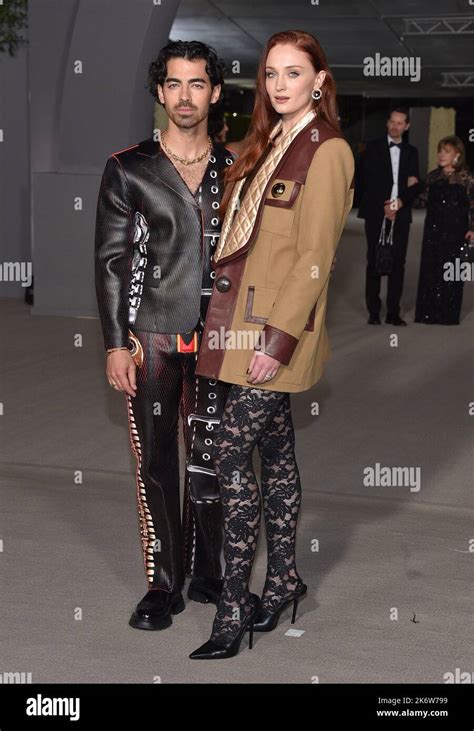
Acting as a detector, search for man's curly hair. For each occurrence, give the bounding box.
[147,40,225,107]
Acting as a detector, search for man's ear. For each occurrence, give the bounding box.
[157,84,165,105]
[405,122,411,131]
[211,83,221,105]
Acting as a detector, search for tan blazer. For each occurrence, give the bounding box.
[195,118,355,393]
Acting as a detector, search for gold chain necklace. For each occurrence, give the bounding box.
[161,130,212,166]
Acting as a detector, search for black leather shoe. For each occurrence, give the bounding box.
[253,583,308,632]
[385,315,407,326]
[368,315,381,324]
[189,593,260,659]
[129,588,185,631]
[187,576,223,606]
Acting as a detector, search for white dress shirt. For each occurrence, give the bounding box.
[387,134,400,200]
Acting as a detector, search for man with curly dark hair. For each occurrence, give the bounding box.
[94,41,235,631]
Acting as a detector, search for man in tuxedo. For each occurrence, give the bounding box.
[358,108,421,325]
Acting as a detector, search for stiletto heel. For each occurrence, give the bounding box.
[291,597,299,624]
[248,618,255,649]
[253,582,307,632]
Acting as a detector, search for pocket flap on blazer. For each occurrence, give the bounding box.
[244,286,278,324]
[264,179,301,208]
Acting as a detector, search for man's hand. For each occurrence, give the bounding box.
[247,352,281,385]
[465,230,474,242]
[106,349,137,396]
[384,198,402,220]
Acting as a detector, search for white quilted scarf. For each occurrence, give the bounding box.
[214,108,317,262]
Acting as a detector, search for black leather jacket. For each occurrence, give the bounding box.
[94,137,235,350]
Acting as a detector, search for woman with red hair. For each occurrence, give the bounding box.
[190,31,354,659]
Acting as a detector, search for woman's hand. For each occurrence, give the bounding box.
[464,230,474,242]
[246,351,281,385]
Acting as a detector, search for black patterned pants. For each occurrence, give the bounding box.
[125,327,229,591]
[208,385,304,646]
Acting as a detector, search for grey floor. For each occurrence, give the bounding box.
[1,211,472,684]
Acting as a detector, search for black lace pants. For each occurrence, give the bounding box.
[209,384,304,646]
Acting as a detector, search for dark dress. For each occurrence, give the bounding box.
[414,167,474,325]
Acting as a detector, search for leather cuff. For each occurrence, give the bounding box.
[256,324,298,366]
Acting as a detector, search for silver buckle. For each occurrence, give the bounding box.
[187,414,220,427]
[186,464,215,476]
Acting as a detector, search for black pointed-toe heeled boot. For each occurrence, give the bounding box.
[128,588,185,631]
[189,593,260,659]
[252,583,308,632]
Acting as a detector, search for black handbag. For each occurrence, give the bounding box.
[375,217,394,275]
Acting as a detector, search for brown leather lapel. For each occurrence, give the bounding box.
[214,118,341,266]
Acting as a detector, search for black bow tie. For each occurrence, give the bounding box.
[389,141,401,148]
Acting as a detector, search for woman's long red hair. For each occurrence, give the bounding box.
[219,30,340,219]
